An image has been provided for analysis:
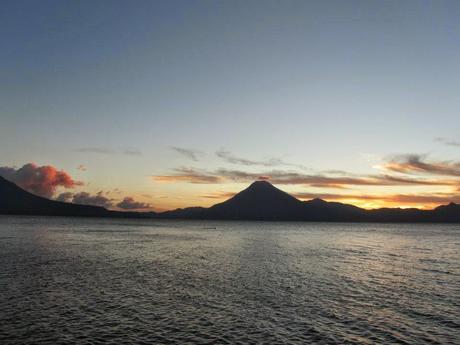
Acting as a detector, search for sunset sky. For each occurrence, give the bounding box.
[1,0,460,211]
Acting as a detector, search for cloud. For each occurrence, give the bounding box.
[434,137,460,147]
[116,197,151,210]
[55,192,74,202]
[372,174,451,186]
[308,183,348,189]
[0,163,82,198]
[171,147,202,161]
[153,167,222,184]
[216,149,308,170]
[216,149,284,167]
[75,147,142,156]
[201,191,237,199]
[383,154,460,177]
[76,147,115,154]
[216,169,452,187]
[152,167,453,187]
[56,192,152,210]
[124,148,142,156]
[72,191,113,208]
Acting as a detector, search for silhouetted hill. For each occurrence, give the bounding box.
[2,177,460,222]
[0,176,153,218]
[204,181,306,220]
[431,203,460,222]
[301,198,367,221]
[159,206,207,219]
[192,181,368,221]
[367,207,429,222]
[162,180,460,222]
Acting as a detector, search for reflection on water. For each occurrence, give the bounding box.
[0,216,458,344]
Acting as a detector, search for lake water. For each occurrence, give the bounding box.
[0,216,458,344]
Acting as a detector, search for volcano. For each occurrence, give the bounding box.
[205,180,305,220]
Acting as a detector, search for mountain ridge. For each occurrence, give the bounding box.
[0,176,153,218]
[1,176,460,222]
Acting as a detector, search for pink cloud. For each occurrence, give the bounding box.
[0,163,82,198]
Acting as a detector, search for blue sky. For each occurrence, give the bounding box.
[1,0,460,210]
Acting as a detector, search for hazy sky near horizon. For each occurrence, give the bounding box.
[1,0,460,210]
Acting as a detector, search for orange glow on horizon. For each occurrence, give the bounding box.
[149,191,453,212]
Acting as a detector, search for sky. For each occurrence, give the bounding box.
[1,0,460,211]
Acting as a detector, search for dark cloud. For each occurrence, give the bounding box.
[216,149,284,167]
[55,192,74,202]
[116,197,151,210]
[171,147,202,161]
[153,167,453,187]
[434,137,460,147]
[153,167,222,184]
[0,163,82,198]
[384,154,460,177]
[217,169,452,187]
[72,191,113,208]
[124,148,142,156]
[258,175,271,181]
[56,191,151,210]
[75,147,142,156]
[76,147,115,154]
[372,174,451,186]
[216,150,308,170]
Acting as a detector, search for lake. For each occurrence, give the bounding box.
[0,216,458,344]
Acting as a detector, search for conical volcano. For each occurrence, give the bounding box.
[225,180,301,207]
[205,180,305,220]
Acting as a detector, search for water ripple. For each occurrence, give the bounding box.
[0,217,459,344]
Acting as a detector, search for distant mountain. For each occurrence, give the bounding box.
[160,181,370,221]
[194,181,365,221]
[1,177,459,222]
[159,206,207,219]
[161,180,460,222]
[205,181,305,220]
[430,203,460,222]
[300,198,367,221]
[0,176,153,218]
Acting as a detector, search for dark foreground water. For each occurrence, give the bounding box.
[0,216,459,344]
